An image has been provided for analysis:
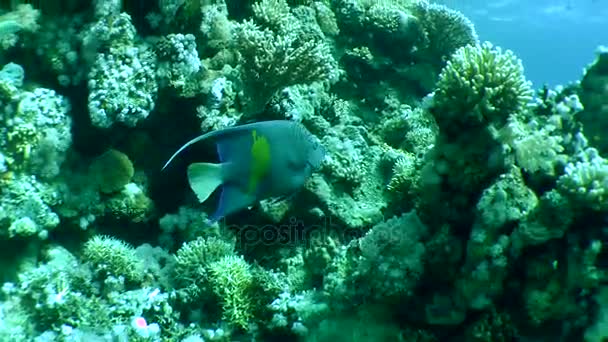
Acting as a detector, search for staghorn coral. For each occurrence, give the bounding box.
[82,235,144,284]
[208,255,255,329]
[173,236,235,302]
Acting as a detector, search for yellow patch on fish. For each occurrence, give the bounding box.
[248,130,271,194]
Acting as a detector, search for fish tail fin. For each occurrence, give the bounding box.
[187,163,223,203]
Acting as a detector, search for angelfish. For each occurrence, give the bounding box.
[162,120,326,221]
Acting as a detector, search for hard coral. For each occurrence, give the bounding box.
[432,42,532,130]
[209,255,254,329]
[0,4,40,50]
[412,0,478,66]
[155,33,202,95]
[87,45,158,128]
[355,211,428,299]
[83,235,144,284]
[234,20,338,113]
[579,46,608,154]
[2,83,72,179]
[557,148,608,211]
[0,173,60,240]
[173,236,235,301]
[89,149,134,194]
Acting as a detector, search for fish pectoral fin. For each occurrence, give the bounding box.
[187,163,223,203]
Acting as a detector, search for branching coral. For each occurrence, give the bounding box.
[1,0,605,340]
[432,41,532,130]
[234,20,339,113]
[173,236,235,301]
[208,255,254,329]
[83,235,144,284]
[411,0,478,65]
[557,148,608,211]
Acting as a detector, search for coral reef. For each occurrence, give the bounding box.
[0,0,606,341]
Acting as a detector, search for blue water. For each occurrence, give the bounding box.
[437,0,608,88]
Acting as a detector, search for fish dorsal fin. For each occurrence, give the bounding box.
[161,124,259,171]
[162,133,212,171]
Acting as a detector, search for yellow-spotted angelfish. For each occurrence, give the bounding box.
[162,120,325,221]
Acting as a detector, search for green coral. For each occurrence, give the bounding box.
[173,236,235,301]
[386,151,418,194]
[234,19,339,113]
[208,255,254,329]
[82,235,143,284]
[432,41,532,129]
[510,189,573,253]
[10,246,101,332]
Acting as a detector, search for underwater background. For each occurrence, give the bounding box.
[437,0,608,87]
[0,0,607,341]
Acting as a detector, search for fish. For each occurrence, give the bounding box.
[162,120,326,221]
